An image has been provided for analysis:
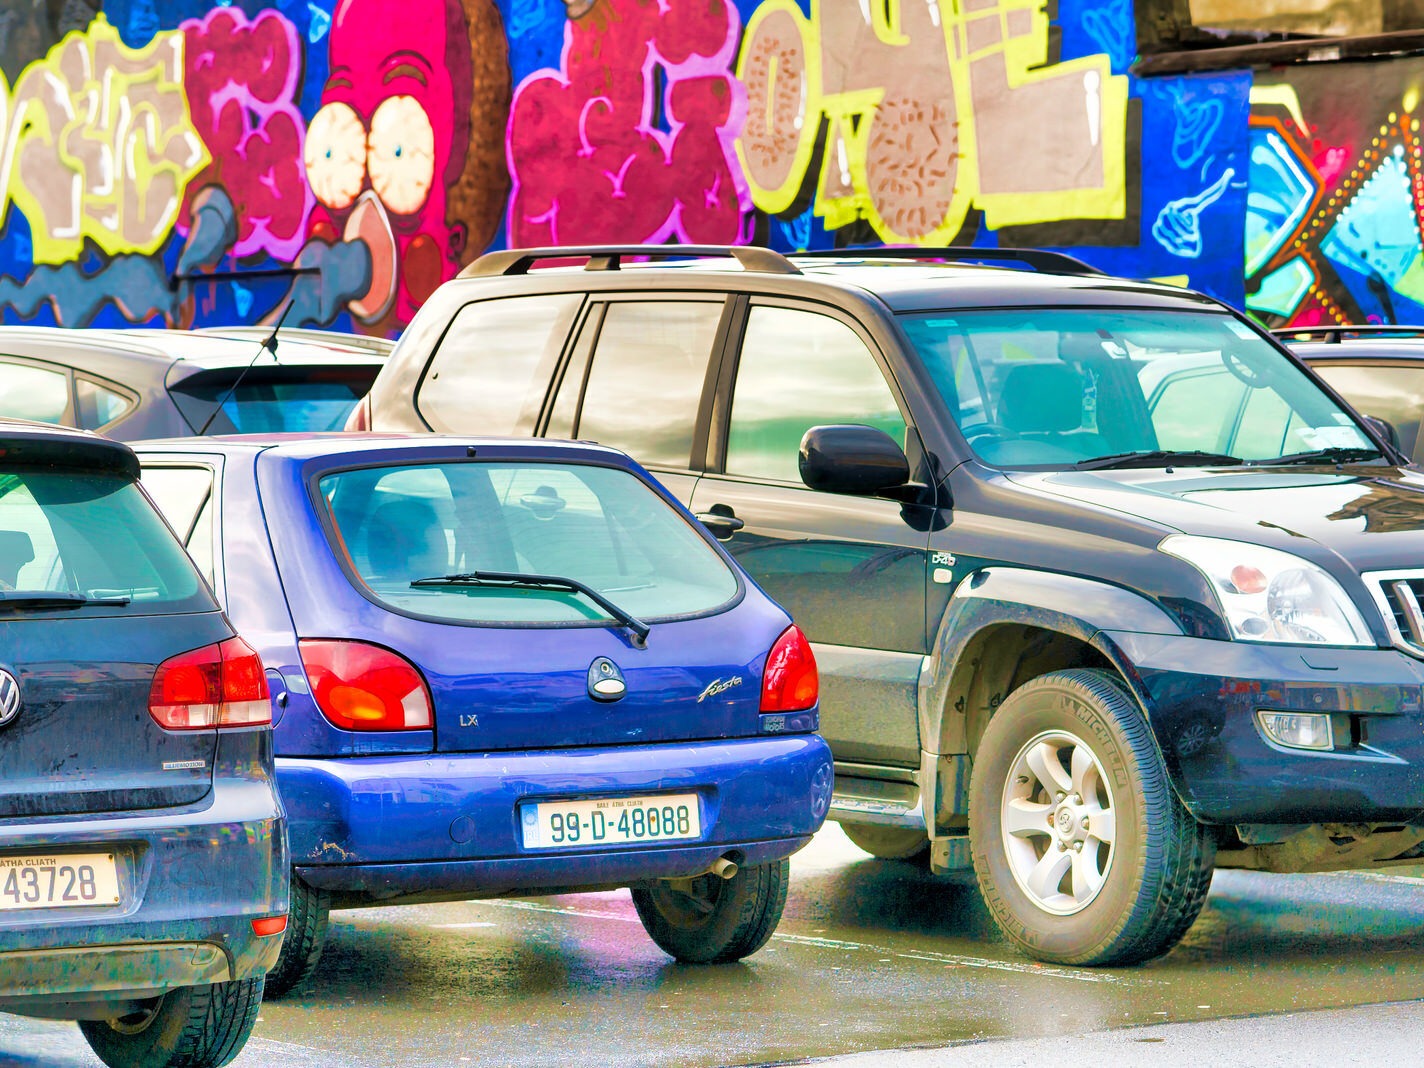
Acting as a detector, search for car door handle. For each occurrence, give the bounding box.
[695,509,744,540]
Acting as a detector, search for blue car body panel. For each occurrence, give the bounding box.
[136,435,832,907]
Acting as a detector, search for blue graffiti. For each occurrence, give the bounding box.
[1152,169,1236,259]
[509,0,546,39]
[1245,126,1318,276]
[1322,147,1421,286]
[306,1,331,42]
[779,210,813,252]
[1170,87,1225,170]
[1077,0,1134,74]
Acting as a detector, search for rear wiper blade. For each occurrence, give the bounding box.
[0,591,132,610]
[411,570,650,647]
[1246,447,1383,467]
[1075,450,1243,470]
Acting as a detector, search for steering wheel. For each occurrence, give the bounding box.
[962,422,1019,443]
[1223,349,1272,389]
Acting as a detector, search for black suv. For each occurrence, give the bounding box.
[356,245,1424,966]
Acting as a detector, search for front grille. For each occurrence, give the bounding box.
[1364,569,1424,656]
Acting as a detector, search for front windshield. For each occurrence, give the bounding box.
[899,309,1375,468]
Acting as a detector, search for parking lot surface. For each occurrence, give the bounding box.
[6,825,1424,1067]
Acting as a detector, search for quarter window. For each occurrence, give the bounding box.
[726,307,906,483]
[75,377,135,430]
[417,294,582,434]
[576,301,723,469]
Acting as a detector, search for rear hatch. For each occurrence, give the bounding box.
[0,446,228,816]
[286,452,786,751]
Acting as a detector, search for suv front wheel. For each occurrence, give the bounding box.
[968,668,1214,966]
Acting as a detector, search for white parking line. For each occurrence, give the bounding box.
[474,900,1137,984]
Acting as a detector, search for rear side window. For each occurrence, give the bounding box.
[141,465,218,589]
[575,301,724,469]
[76,377,136,430]
[416,295,582,434]
[319,461,738,626]
[0,360,70,425]
[0,469,210,613]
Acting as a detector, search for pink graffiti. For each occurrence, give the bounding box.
[178,8,313,261]
[506,0,750,247]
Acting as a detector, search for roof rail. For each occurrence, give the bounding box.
[790,246,1105,276]
[1272,325,1424,344]
[458,245,802,278]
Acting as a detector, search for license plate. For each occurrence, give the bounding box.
[0,852,121,911]
[521,794,700,849]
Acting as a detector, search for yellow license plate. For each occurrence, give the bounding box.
[0,853,120,910]
[522,794,701,849]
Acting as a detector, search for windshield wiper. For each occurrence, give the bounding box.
[0,591,132,610]
[1075,450,1243,471]
[1246,447,1383,467]
[410,570,650,647]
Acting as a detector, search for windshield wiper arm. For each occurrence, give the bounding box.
[1075,450,1243,471]
[1246,447,1383,467]
[0,591,132,610]
[411,570,650,647]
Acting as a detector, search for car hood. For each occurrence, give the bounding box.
[1006,464,1424,573]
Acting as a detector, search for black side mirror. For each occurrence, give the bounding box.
[1364,414,1402,452]
[799,424,911,497]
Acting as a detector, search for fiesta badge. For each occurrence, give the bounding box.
[0,669,21,729]
[587,657,626,702]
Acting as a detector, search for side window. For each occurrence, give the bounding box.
[76,377,135,430]
[140,466,218,589]
[726,307,907,483]
[575,301,724,469]
[416,294,582,434]
[0,360,71,425]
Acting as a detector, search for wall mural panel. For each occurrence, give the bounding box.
[0,0,1412,332]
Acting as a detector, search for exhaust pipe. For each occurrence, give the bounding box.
[710,856,739,880]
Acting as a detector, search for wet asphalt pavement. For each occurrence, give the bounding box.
[5,823,1424,1067]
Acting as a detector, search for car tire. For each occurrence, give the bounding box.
[261,874,331,998]
[631,858,790,964]
[78,976,263,1068]
[967,668,1215,966]
[840,822,929,861]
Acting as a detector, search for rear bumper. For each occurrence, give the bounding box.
[1108,631,1424,824]
[0,772,287,1011]
[281,734,833,901]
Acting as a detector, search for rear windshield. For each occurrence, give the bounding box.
[0,469,212,614]
[318,461,740,626]
[169,368,379,433]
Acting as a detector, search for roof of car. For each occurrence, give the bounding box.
[130,432,637,466]
[1276,326,1424,361]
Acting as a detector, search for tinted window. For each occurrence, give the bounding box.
[1311,363,1424,460]
[141,465,218,588]
[320,461,737,626]
[0,469,209,613]
[727,307,906,482]
[577,301,723,469]
[0,361,69,424]
[417,295,582,434]
[169,369,378,433]
[76,377,135,430]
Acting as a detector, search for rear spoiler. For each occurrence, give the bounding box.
[0,422,140,480]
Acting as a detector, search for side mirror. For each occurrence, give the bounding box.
[1364,414,1402,452]
[799,424,911,497]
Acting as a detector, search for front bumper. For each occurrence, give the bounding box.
[1107,631,1424,824]
[281,734,833,902]
[0,775,287,1011]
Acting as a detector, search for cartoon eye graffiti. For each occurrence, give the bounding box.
[366,96,436,216]
[305,102,368,211]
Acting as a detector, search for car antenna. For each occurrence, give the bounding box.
[196,300,292,436]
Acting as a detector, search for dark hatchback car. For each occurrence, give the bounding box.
[1276,325,1424,463]
[0,325,391,440]
[355,244,1424,967]
[0,421,286,1068]
[133,434,832,996]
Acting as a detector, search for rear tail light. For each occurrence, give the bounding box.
[343,394,371,432]
[299,639,433,731]
[149,637,271,730]
[761,625,818,713]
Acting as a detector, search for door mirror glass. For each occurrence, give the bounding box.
[799,424,910,496]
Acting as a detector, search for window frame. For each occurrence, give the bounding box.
[136,457,226,603]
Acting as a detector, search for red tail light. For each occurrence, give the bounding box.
[149,637,271,730]
[343,394,371,432]
[299,639,433,731]
[761,625,818,713]
[251,915,288,937]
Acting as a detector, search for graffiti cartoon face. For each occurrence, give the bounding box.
[305,0,508,325]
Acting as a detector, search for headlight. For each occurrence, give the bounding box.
[1160,535,1373,647]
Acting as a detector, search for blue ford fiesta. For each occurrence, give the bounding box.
[134,435,833,995]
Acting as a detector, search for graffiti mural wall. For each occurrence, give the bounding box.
[0,0,1410,331]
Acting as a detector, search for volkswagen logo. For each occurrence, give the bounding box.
[0,669,21,728]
